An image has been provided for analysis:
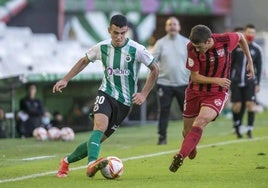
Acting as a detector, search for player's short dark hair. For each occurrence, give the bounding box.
[233,27,244,32]
[245,24,255,30]
[189,25,212,44]
[110,14,128,28]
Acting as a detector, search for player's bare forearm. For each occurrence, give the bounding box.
[140,62,159,97]
[191,71,231,88]
[62,56,90,82]
[132,62,159,105]
[191,71,215,84]
[53,57,90,93]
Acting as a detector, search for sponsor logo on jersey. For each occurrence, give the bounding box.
[125,54,132,62]
[107,67,130,76]
[214,99,222,106]
[217,49,224,57]
[188,58,194,67]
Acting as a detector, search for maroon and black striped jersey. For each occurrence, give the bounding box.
[186,32,240,92]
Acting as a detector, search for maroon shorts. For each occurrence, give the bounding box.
[183,89,229,118]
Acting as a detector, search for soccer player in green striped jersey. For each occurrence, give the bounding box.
[53,14,159,178]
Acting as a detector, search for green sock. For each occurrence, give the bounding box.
[67,142,87,163]
[88,130,103,162]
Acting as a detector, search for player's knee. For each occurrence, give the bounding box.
[246,101,255,111]
[194,116,210,128]
[94,118,108,132]
[232,103,241,113]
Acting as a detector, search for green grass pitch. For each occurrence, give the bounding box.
[0,111,267,188]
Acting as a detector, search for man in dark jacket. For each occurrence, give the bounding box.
[17,83,44,137]
[231,24,263,138]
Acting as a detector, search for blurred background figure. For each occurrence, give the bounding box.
[151,17,190,145]
[16,83,45,138]
[230,24,263,138]
[0,107,6,138]
[51,111,64,128]
[41,110,52,129]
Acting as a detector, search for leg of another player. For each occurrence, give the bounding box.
[232,102,243,138]
[157,86,173,145]
[246,101,255,138]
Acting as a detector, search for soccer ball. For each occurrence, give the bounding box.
[101,156,124,179]
[60,127,75,141]
[33,127,48,141]
[47,127,61,140]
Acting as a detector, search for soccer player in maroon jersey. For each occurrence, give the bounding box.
[169,25,254,172]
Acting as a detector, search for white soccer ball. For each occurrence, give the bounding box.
[101,156,124,179]
[47,127,61,140]
[60,127,75,141]
[33,127,48,141]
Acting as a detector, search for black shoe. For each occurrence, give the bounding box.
[247,130,252,138]
[157,136,167,145]
[169,154,183,172]
[235,126,243,139]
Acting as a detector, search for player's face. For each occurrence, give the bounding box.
[165,18,180,37]
[192,38,213,53]
[192,42,209,53]
[244,28,256,43]
[28,85,37,98]
[109,24,128,47]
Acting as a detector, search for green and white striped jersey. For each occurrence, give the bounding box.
[86,38,155,106]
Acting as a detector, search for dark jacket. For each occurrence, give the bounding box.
[231,41,262,86]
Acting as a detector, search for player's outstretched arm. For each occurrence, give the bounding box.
[53,56,90,93]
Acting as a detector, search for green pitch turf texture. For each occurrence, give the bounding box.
[0,111,267,188]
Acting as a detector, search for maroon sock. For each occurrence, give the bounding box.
[179,126,203,159]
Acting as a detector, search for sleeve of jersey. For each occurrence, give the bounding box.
[227,32,240,52]
[186,47,199,72]
[138,45,155,67]
[150,40,161,61]
[85,44,100,62]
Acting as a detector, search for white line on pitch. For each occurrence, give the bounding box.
[0,136,267,184]
[22,155,56,161]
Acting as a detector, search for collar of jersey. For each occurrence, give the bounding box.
[112,38,129,49]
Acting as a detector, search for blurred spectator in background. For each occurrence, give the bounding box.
[16,83,45,138]
[41,110,52,129]
[0,107,6,138]
[147,35,156,53]
[51,111,64,128]
[151,17,190,145]
[230,24,263,138]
